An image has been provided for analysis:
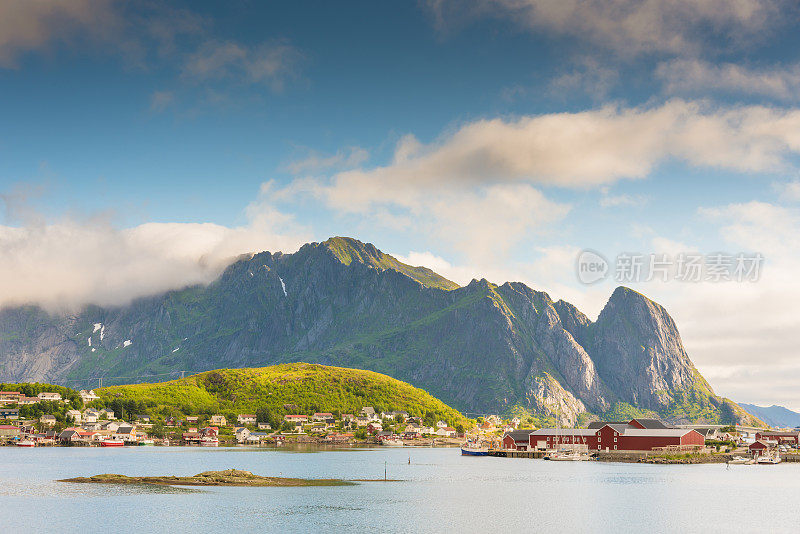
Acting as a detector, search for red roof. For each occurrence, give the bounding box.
[0,425,18,429]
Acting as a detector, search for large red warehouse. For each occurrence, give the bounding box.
[511,419,705,452]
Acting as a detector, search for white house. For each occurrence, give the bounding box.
[113,425,137,442]
[257,422,272,430]
[40,414,57,426]
[65,409,82,423]
[102,421,121,433]
[37,392,62,401]
[436,420,447,429]
[237,414,257,425]
[83,410,99,423]
[235,427,251,443]
[80,389,100,404]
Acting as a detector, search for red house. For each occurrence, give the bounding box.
[594,424,704,451]
[528,419,704,452]
[755,431,799,446]
[502,429,535,450]
[749,440,774,457]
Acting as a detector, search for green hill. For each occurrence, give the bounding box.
[94,363,469,427]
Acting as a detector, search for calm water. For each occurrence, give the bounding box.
[1,446,798,532]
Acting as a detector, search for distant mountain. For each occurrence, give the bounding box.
[0,236,762,426]
[738,404,800,428]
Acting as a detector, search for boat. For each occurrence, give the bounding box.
[460,441,489,456]
[381,438,404,447]
[757,453,781,464]
[16,440,35,447]
[546,449,591,461]
[727,456,755,465]
[200,437,219,447]
[100,439,124,447]
[138,439,155,446]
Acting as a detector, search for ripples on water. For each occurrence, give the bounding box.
[1,446,799,532]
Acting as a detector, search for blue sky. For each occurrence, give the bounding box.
[3,0,800,408]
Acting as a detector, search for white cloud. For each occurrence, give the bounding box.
[599,187,646,208]
[319,100,800,200]
[621,201,800,408]
[656,59,800,100]
[182,40,301,90]
[548,58,619,99]
[775,180,800,202]
[0,186,311,310]
[0,0,118,68]
[287,147,369,175]
[426,0,786,57]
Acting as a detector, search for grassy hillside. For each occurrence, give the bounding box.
[323,237,459,290]
[95,363,469,427]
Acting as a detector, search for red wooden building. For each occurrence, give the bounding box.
[517,419,705,452]
[501,429,535,450]
[755,431,799,446]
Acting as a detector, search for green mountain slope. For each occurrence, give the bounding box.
[95,363,468,426]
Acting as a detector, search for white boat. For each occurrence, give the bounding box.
[100,439,124,447]
[757,453,781,464]
[727,456,755,465]
[200,437,219,447]
[381,438,404,447]
[138,439,155,446]
[546,449,591,461]
[16,440,35,447]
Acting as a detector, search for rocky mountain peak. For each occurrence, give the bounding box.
[590,285,698,410]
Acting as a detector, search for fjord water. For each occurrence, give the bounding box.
[1,447,798,532]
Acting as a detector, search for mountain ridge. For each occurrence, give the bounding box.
[738,403,800,428]
[0,236,762,426]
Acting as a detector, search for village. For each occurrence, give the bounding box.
[0,389,464,447]
[2,388,798,464]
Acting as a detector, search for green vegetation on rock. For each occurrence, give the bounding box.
[94,363,469,427]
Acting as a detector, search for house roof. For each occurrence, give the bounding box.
[587,421,627,429]
[619,429,695,437]
[531,428,598,436]
[630,418,673,429]
[504,429,534,441]
[757,431,800,437]
[599,423,631,434]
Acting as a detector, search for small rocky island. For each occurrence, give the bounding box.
[59,469,355,487]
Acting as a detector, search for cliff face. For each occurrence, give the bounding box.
[589,286,697,410]
[0,237,760,425]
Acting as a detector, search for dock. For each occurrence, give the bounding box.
[488,449,547,459]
